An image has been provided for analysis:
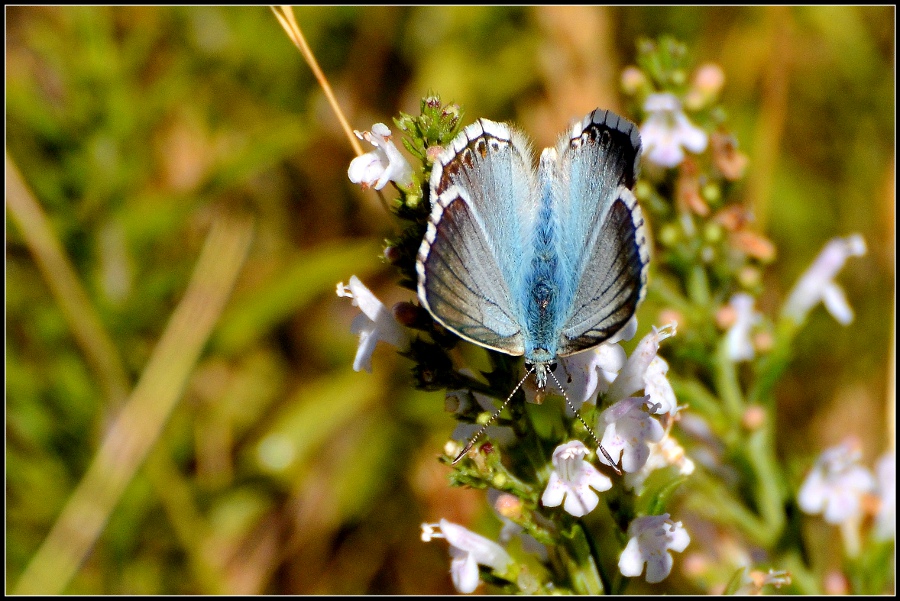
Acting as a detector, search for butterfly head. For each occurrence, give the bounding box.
[526,349,557,390]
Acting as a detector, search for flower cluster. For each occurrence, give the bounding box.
[341,92,695,590]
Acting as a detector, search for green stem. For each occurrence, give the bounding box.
[749,317,800,405]
[713,337,786,546]
[713,337,745,423]
[744,420,787,539]
[778,549,823,594]
[686,263,712,307]
[561,523,605,595]
[690,474,774,546]
[143,450,227,594]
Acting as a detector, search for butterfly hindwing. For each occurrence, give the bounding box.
[417,119,540,356]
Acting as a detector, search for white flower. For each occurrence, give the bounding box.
[798,439,876,525]
[618,513,690,583]
[605,322,677,411]
[623,432,695,492]
[336,276,410,372]
[724,293,761,362]
[640,93,708,168]
[421,519,512,594]
[782,234,866,326]
[873,452,895,541]
[597,396,665,473]
[347,123,414,190]
[541,440,612,517]
[643,356,678,416]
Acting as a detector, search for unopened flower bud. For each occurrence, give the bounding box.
[693,64,725,96]
[444,440,462,458]
[753,330,775,354]
[494,493,523,520]
[383,245,403,264]
[824,571,849,595]
[701,182,721,206]
[393,301,422,328]
[442,103,460,118]
[715,304,738,330]
[738,266,762,288]
[703,222,724,244]
[658,309,684,330]
[426,145,444,163]
[732,231,777,262]
[741,405,766,431]
[711,131,749,181]
[659,223,681,247]
[621,66,648,95]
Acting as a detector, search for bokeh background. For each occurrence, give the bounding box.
[6,6,894,594]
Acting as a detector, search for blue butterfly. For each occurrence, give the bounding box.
[416,109,649,390]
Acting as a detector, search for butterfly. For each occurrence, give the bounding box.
[416,109,649,394]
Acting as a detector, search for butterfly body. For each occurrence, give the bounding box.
[417,109,648,389]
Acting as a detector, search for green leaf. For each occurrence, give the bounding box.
[635,466,688,516]
[251,369,388,480]
[212,239,381,354]
[723,566,748,595]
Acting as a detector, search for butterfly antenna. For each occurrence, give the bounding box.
[548,369,622,476]
[452,366,535,465]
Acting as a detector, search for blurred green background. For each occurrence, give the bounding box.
[6,6,894,594]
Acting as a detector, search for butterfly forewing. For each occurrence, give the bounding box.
[417,119,541,356]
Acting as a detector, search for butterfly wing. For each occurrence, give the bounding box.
[552,109,649,355]
[417,119,539,356]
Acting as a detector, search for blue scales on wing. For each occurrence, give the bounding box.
[550,109,649,355]
[416,119,542,356]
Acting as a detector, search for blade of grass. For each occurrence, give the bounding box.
[269,6,390,212]
[13,211,254,595]
[6,153,131,408]
[270,5,362,156]
[9,152,236,592]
